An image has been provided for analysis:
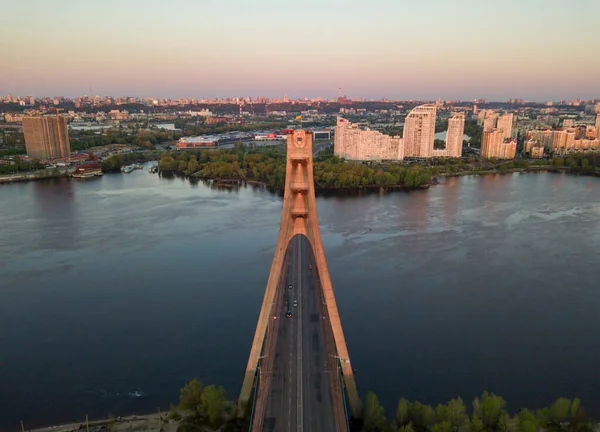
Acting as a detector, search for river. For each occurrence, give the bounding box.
[1,168,599,429]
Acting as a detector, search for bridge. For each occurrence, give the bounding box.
[238,130,362,431]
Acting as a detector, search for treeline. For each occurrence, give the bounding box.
[0,156,44,174]
[157,145,433,189]
[363,391,596,432]
[552,153,600,173]
[167,378,246,432]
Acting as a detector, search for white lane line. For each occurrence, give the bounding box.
[297,239,303,432]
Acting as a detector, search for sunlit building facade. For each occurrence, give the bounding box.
[496,113,514,141]
[22,115,70,159]
[444,112,465,158]
[403,104,436,158]
[334,117,404,161]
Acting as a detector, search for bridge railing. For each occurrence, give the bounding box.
[311,256,350,432]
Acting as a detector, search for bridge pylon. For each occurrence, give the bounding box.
[238,130,362,418]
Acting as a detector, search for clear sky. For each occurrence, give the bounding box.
[2,0,599,101]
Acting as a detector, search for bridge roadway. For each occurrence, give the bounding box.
[258,235,343,432]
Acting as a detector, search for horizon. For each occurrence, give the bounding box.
[2,0,600,101]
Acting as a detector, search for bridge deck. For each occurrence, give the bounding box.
[254,235,346,432]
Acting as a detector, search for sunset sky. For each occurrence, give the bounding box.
[2,0,600,101]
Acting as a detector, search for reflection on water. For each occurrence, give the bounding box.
[0,170,599,429]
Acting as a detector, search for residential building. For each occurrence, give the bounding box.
[531,145,544,158]
[496,113,514,141]
[500,139,517,159]
[22,115,70,159]
[403,104,436,158]
[596,114,600,137]
[563,119,575,128]
[551,130,567,152]
[334,117,404,160]
[483,111,498,131]
[482,129,502,158]
[444,112,465,158]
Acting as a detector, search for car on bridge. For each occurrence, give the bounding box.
[288,283,292,289]
[293,300,298,307]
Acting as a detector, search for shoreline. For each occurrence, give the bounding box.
[22,412,173,432]
[3,163,599,189]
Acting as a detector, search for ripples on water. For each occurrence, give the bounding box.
[0,170,599,429]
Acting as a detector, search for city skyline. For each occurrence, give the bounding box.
[3,0,600,101]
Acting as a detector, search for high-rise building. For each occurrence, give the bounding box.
[482,129,502,158]
[483,111,498,131]
[334,117,404,161]
[551,130,567,153]
[403,104,436,158]
[500,139,517,159]
[445,112,465,158]
[496,113,514,141]
[22,115,70,159]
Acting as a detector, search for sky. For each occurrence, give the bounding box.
[2,0,600,101]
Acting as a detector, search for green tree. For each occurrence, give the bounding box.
[187,156,199,174]
[569,398,581,419]
[410,401,436,429]
[431,420,453,432]
[169,403,182,421]
[363,391,387,432]
[549,397,571,423]
[398,423,415,432]
[179,378,203,415]
[472,391,506,429]
[397,398,411,426]
[447,397,468,428]
[201,385,227,428]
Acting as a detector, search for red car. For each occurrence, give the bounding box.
[308,264,313,270]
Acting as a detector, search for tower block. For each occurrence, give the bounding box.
[238,130,362,417]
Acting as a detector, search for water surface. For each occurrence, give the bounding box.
[1,169,599,429]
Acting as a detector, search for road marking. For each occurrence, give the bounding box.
[297,239,303,432]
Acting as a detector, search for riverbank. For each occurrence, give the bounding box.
[0,170,70,184]
[25,412,176,432]
[436,165,600,179]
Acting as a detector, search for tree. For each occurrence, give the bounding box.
[410,401,436,429]
[446,397,468,428]
[187,157,199,174]
[569,398,581,419]
[397,398,410,426]
[363,391,387,432]
[431,420,453,432]
[472,391,506,429]
[549,397,571,423]
[179,378,203,415]
[399,423,415,432]
[201,385,227,428]
[168,403,181,421]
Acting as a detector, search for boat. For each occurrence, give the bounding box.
[148,165,158,173]
[72,164,103,179]
[121,165,135,173]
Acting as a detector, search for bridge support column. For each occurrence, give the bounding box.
[238,130,362,418]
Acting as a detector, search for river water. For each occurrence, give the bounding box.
[1,168,599,429]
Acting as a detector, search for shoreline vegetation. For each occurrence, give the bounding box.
[153,144,600,192]
[25,379,598,432]
[3,144,600,189]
